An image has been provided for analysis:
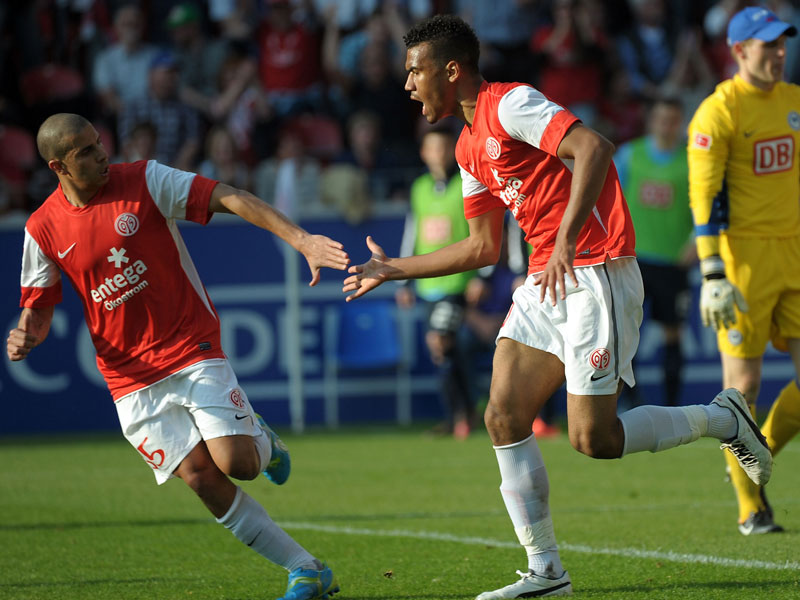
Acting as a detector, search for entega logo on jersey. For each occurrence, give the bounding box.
[90,246,150,311]
[491,168,526,216]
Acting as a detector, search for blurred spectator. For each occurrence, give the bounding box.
[256,0,326,118]
[209,48,271,164]
[333,40,418,157]
[323,4,408,86]
[529,0,610,126]
[254,126,325,219]
[92,4,159,118]
[207,0,257,39]
[594,67,647,145]
[456,0,542,83]
[703,0,749,80]
[335,109,407,202]
[198,125,251,188]
[165,2,231,115]
[118,51,202,171]
[658,28,717,132]
[117,120,158,162]
[614,96,695,407]
[396,127,476,439]
[615,0,678,101]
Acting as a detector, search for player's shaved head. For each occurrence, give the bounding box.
[36,113,92,162]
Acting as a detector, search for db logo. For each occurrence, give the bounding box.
[754,136,794,174]
[485,136,501,160]
[115,212,139,236]
[230,388,244,408]
[589,348,611,370]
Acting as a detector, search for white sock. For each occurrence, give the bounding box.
[217,487,317,572]
[495,433,564,578]
[253,430,272,472]
[703,402,739,440]
[619,404,738,456]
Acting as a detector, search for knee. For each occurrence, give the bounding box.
[569,426,621,459]
[483,401,513,438]
[181,461,228,500]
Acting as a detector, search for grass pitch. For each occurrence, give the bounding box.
[0,425,798,599]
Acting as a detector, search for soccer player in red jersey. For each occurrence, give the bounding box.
[6,113,345,600]
[343,15,771,599]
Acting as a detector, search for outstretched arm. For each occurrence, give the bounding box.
[535,123,614,305]
[7,306,54,361]
[209,183,350,286]
[342,207,506,301]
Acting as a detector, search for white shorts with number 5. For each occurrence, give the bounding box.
[115,358,260,484]
[498,257,643,396]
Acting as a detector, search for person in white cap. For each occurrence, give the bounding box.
[688,6,800,536]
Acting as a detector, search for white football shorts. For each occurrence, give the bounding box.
[498,257,643,396]
[115,358,260,484]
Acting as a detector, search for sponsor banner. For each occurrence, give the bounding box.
[0,212,793,434]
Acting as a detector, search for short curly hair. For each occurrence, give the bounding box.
[403,14,480,72]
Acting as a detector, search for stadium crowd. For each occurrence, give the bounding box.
[2,0,798,217]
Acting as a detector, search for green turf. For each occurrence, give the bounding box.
[0,426,798,599]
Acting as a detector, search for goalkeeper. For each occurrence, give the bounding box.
[688,6,800,536]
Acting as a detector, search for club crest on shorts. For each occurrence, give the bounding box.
[485,136,501,159]
[589,348,611,370]
[230,388,244,408]
[727,329,743,346]
[114,212,139,236]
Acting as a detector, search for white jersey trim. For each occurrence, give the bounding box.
[20,228,60,288]
[166,220,217,320]
[459,166,488,199]
[145,160,196,220]
[497,85,564,149]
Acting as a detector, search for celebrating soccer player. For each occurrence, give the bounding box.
[343,15,772,598]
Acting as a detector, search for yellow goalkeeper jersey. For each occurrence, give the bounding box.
[687,74,800,259]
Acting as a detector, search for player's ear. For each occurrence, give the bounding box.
[48,159,67,175]
[446,59,459,82]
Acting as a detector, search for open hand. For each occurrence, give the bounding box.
[302,234,350,286]
[342,236,402,301]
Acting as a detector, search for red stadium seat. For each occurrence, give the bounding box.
[284,114,343,163]
[0,125,37,184]
[20,64,86,106]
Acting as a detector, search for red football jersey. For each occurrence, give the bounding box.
[456,81,635,273]
[20,160,225,400]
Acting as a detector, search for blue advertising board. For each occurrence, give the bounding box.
[0,208,794,435]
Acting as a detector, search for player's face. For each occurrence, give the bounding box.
[405,43,454,123]
[738,36,787,89]
[60,125,110,189]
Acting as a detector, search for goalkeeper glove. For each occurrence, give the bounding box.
[699,256,748,330]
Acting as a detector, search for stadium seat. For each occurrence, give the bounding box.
[20,64,86,106]
[0,125,37,186]
[336,300,401,369]
[322,299,412,427]
[284,114,343,163]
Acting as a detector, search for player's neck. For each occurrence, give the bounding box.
[738,71,776,92]
[60,180,103,208]
[456,75,484,127]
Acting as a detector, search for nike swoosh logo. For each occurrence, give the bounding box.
[590,372,610,381]
[57,243,77,259]
[234,414,249,420]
